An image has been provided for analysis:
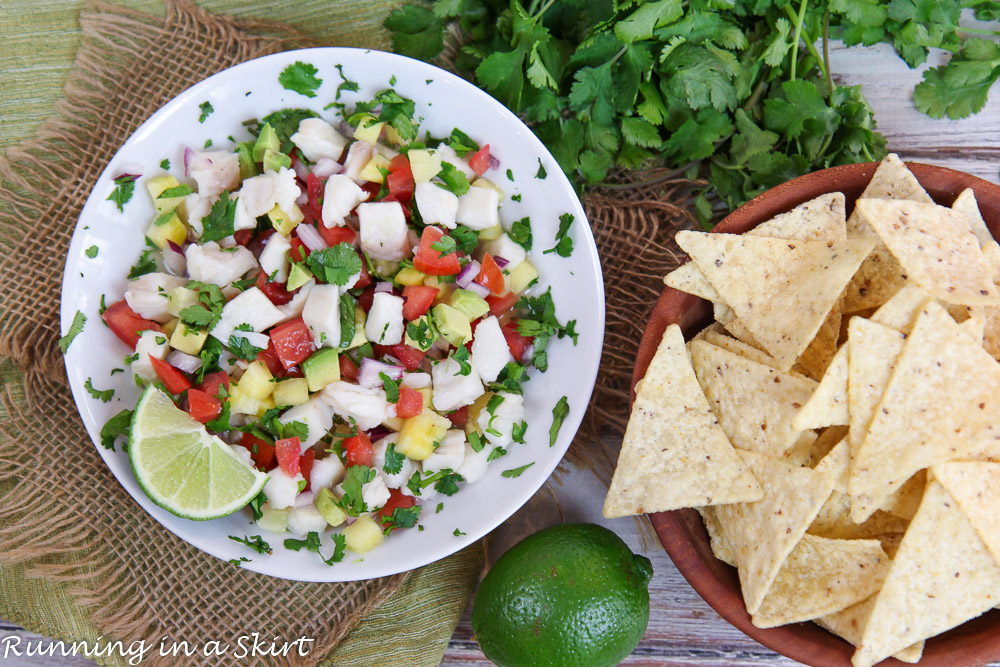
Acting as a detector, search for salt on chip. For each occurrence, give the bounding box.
[751,534,888,629]
[664,261,721,302]
[844,153,933,313]
[854,198,1000,306]
[848,301,1000,523]
[715,450,835,615]
[603,324,762,518]
[792,345,848,432]
[677,230,873,370]
[690,339,817,457]
[951,187,994,249]
[816,596,924,663]
[852,478,1000,667]
[932,461,1000,565]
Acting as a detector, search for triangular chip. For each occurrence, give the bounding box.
[701,328,781,369]
[804,425,849,469]
[877,470,926,521]
[793,345,848,431]
[677,230,873,369]
[715,450,835,614]
[782,430,819,468]
[869,284,932,334]
[698,507,736,567]
[664,261,721,302]
[852,478,1000,667]
[690,339,817,457]
[932,461,1000,565]
[844,154,933,313]
[816,596,924,663]
[951,187,993,248]
[849,301,1000,523]
[753,192,847,243]
[752,534,889,629]
[798,294,843,380]
[854,198,1000,306]
[603,324,762,518]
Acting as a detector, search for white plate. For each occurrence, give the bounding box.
[60,47,604,581]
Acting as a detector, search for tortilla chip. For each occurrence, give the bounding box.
[677,231,873,370]
[848,301,1000,523]
[874,532,906,560]
[715,450,835,614]
[852,478,1000,667]
[792,345,849,431]
[698,507,736,567]
[603,324,763,518]
[753,192,847,243]
[805,425,849,469]
[752,534,889,629]
[982,240,1000,283]
[854,198,1000,306]
[701,329,781,369]
[951,187,994,248]
[960,313,986,343]
[690,339,817,457]
[932,461,1000,565]
[976,304,1000,360]
[877,470,927,522]
[798,294,843,380]
[782,430,819,467]
[664,261,721,302]
[844,154,933,313]
[816,596,924,663]
[869,284,932,333]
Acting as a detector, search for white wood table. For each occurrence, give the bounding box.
[3,41,999,667]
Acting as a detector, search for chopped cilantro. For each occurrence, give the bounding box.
[535,159,546,179]
[381,373,400,402]
[199,191,237,243]
[468,431,485,453]
[58,311,86,353]
[229,328,263,361]
[509,217,532,251]
[110,368,124,376]
[284,531,322,552]
[406,318,435,350]
[436,162,470,196]
[334,64,359,101]
[447,128,479,157]
[203,139,213,148]
[502,462,534,478]
[430,234,458,258]
[549,396,569,447]
[85,245,99,258]
[84,378,114,403]
[107,174,137,212]
[179,305,218,329]
[100,409,133,451]
[158,184,194,199]
[307,242,362,286]
[338,465,377,516]
[487,446,507,462]
[248,492,266,522]
[383,443,405,474]
[435,502,444,513]
[339,292,357,347]
[229,557,251,566]
[450,346,472,376]
[160,158,170,170]
[453,528,467,536]
[506,168,514,181]
[511,193,522,202]
[278,61,323,98]
[229,534,272,554]
[485,394,505,436]
[198,101,214,123]
[543,213,574,258]
[348,89,418,142]
[512,421,527,444]
[127,242,158,279]
[389,74,398,86]
[153,211,175,226]
[99,295,107,317]
[450,225,479,255]
[383,504,420,533]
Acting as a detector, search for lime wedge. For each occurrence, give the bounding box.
[128,386,268,520]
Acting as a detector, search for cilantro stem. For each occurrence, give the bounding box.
[607,45,629,68]
[956,26,1000,38]
[533,0,557,21]
[742,79,768,113]
[787,0,810,82]
[822,10,834,98]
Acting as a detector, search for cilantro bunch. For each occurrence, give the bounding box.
[386,0,1000,221]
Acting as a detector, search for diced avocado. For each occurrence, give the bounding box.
[257,504,289,533]
[287,262,313,291]
[404,315,437,351]
[161,317,180,338]
[302,347,341,393]
[397,410,451,461]
[371,259,400,278]
[146,175,186,214]
[432,303,472,346]
[166,286,199,317]
[237,141,258,180]
[146,211,188,249]
[394,267,426,286]
[449,289,490,321]
[353,115,384,144]
[273,378,310,407]
[345,306,368,349]
[169,321,208,355]
[239,360,274,400]
[359,154,391,183]
[268,205,299,235]
[408,149,442,183]
[342,514,384,553]
[509,259,539,294]
[314,488,347,527]
[262,148,292,174]
[252,122,280,162]
[477,224,503,241]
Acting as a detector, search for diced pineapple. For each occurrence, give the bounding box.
[257,504,290,533]
[359,154,391,183]
[395,267,426,286]
[169,321,208,355]
[383,124,404,146]
[477,224,503,241]
[465,392,492,437]
[384,416,404,431]
[255,394,276,417]
[342,514,385,554]
[146,212,188,249]
[146,175,186,214]
[239,360,274,400]
[509,259,539,294]
[353,115,384,144]
[417,387,432,405]
[397,410,451,461]
[273,378,310,407]
[471,178,504,199]
[268,205,300,235]
[229,384,262,415]
[314,488,347,527]
[408,149,442,183]
[161,317,180,338]
[166,286,199,317]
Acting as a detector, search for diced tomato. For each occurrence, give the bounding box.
[446,406,468,428]
[468,144,491,177]
[358,285,376,313]
[255,270,296,306]
[299,449,315,491]
[396,387,423,419]
[256,341,285,377]
[275,437,301,477]
[476,253,506,296]
[101,300,162,349]
[283,366,304,379]
[413,226,461,276]
[402,285,439,321]
[269,318,316,369]
[186,388,222,423]
[486,292,518,317]
[301,173,325,226]
[386,154,414,203]
[343,431,373,468]
[239,432,275,470]
[501,322,532,362]
[234,229,254,246]
[316,224,356,247]
[360,181,382,200]
[197,371,231,400]
[339,355,359,382]
[289,237,310,264]
[376,488,417,532]
[392,343,426,371]
[355,253,372,288]
[148,355,192,395]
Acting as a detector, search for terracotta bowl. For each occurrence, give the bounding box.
[633,162,1000,667]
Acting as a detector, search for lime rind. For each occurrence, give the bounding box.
[128,386,268,521]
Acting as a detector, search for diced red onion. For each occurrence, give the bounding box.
[295,222,328,251]
[492,255,510,269]
[292,158,310,181]
[162,241,187,276]
[465,281,490,299]
[356,358,405,389]
[374,281,393,294]
[230,329,270,350]
[295,190,309,206]
[294,491,315,508]
[487,154,501,171]
[183,147,194,176]
[312,157,342,178]
[367,425,392,442]
[339,120,354,137]
[167,350,203,374]
[456,259,481,288]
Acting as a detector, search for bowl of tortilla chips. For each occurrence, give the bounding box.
[606,155,1000,667]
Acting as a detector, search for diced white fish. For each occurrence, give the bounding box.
[361,475,391,512]
[415,182,459,229]
[310,455,346,491]
[477,392,525,448]
[286,505,328,536]
[131,329,170,383]
[322,174,369,227]
[456,186,499,231]
[358,201,409,261]
[187,150,240,197]
[124,272,187,322]
[470,316,512,383]
[275,280,314,323]
[185,241,257,287]
[343,141,374,182]
[277,395,335,450]
[423,429,466,475]
[457,441,491,484]
[372,433,414,489]
[401,372,431,389]
[301,283,342,348]
[233,167,301,231]
[290,117,349,162]
[434,144,476,180]
[184,192,215,238]
[258,232,291,284]
[210,286,285,342]
[263,466,305,510]
[320,381,390,431]
[431,357,484,412]
[365,292,404,345]
[480,232,526,271]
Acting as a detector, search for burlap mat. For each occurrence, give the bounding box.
[0,0,697,663]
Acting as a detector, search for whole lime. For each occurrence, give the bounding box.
[472,522,653,667]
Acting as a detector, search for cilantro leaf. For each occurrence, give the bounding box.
[340,292,357,347]
[450,225,479,255]
[512,421,527,444]
[509,217,532,251]
[84,378,114,403]
[535,158,546,179]
[430,234,458,258]
[501,462,534,478]
[383,505,421,533]
[59,310,86,353]
[334,64,360,101]
[307,243,362,286]
[229,534,272,554]
[100,409,133,451]
[381,372,400,402]
[158,184,194,199]
[447,128,480,157]
[339,465,376,516]
[284,531,322,552]
[229,331,263,361]
[487,446,507,462]
[278,61,323,98]
[549,395,569,447]
[160,159,170,170]
[200,191,237,243]
[179,305,218,329]
[198,101,214,123]
[543,213,574,258]
[325,533,347,564]
[248,492,266,522]
[384,6,445,61]
[436,163,470,196]
[450,346,472,376]
[107,174,136,212]
[127,243,158,279]
[85,245,99,258]
[383,443,405,475]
